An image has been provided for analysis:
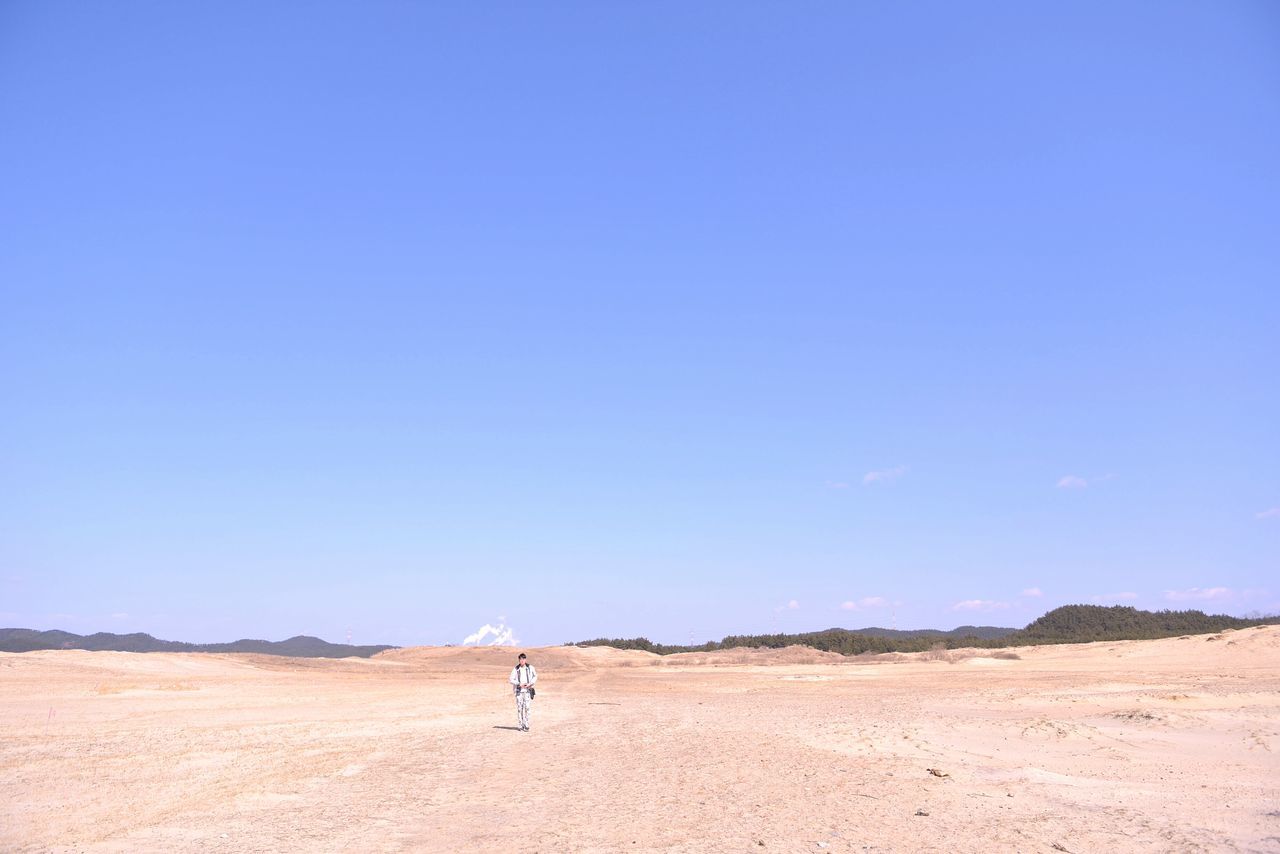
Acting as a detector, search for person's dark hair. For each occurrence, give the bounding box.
[518,653,527,660]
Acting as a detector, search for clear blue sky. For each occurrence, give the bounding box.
[2,2,1277,647]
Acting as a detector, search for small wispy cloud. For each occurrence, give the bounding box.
[839,596,889,611]
[825,480,850,490]
[1020,587,1043,598]
[110,612,129,620]
[863,465,907,485]
[1090,592,1138,603]
[1256,507,1280,520]
[1165,587,1231,602]
[774,599,801,612]
[1056,475,1088,489]
[952,599,1011,612]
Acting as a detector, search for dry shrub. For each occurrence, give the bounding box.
[920,642,952,663]
[94,683,134,695]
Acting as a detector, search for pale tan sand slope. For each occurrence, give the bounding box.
[2,626,1278,852]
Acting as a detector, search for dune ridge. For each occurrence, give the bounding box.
[2,626,1277,851]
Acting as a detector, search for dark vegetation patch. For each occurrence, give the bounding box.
[569,605,1279,656]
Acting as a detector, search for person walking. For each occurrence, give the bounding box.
[509,652,538,732]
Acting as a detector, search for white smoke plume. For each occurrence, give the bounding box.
[462,621,517,646]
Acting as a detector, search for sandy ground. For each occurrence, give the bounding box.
[2,627,1278,853]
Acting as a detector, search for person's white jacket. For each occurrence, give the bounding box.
[509,663,538,693]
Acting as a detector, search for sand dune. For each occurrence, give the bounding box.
[2,627,1277,851]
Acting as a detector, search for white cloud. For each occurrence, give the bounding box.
[774,599,801,612]
[109,612,129,620]
[1256,507,1280,520]
[952,599,1011,611]
[1164,587,1231,602]
[863,465,907,485]
[1056,475,1088,489]
[839,596,888,611]
[825,480,850,489]
[1090,592,1138,603]
[463,622,518,646]
[1020,587,1043,598]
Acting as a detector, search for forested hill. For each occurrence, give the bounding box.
[0,628,395,658]
[570,606,1278,656]
[1016,604,1273,643]
[572,623,1018,656]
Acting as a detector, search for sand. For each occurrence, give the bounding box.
[2,626,1278,852]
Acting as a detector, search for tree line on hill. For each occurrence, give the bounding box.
[0,628,394,658]
[5,605,1275,658]
[568,605,1280,656]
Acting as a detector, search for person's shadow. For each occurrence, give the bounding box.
[492,726,523,731]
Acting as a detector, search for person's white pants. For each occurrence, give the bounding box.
[515,690,532,730]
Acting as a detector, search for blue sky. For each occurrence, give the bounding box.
[2,2,1277,647]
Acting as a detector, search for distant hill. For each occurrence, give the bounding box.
[0,628,395,658]
[838,625,1016,641]
[571,624,1018,656]
[1014,604,1272,643]
[570,606,1278,656]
